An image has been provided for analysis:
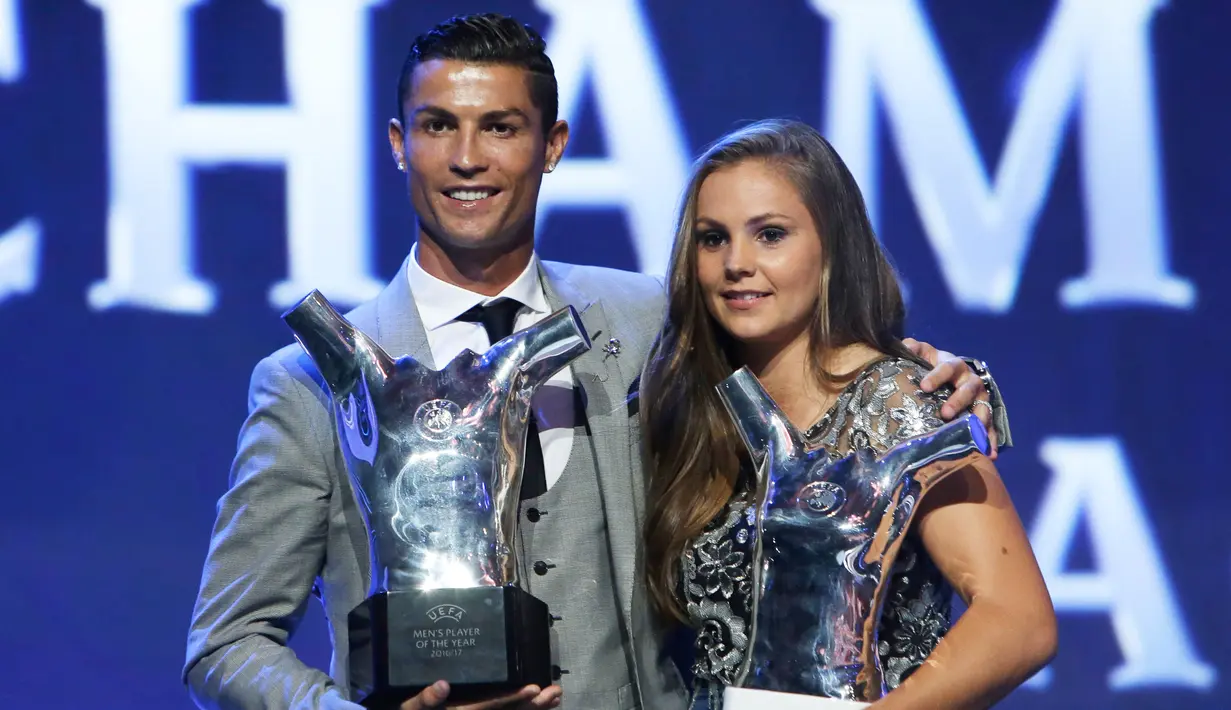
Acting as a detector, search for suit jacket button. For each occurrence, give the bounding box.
[527,507,543,523]
[533,560,555,576]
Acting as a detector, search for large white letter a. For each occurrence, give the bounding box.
[534,0,688,277]
[1029,437,1214,690]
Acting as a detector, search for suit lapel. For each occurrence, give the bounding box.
[539,262,640,630]
[373,255,434,368]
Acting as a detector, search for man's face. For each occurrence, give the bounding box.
[389,59,567,254]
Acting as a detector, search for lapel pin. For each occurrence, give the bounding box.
[603,338,622,358]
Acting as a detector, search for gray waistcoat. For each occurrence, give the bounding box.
[515,416,637,709]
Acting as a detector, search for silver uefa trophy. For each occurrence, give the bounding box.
[283,290,591,709]
[714,367,992,708]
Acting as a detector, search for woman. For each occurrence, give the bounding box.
[641,119,1056,709]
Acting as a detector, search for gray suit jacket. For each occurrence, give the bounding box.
[184,258,688,710]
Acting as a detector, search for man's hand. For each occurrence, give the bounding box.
[399,681,562,710]
[903,338,999,460]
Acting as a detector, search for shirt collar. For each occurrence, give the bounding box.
[407,242,550,331]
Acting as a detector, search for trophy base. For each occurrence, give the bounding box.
[723,687,870,709]
[348,586,552,709]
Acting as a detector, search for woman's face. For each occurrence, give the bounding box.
[694,159,824,355]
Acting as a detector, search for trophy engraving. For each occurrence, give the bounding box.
[283,290,591,708]
[715,367,992,705]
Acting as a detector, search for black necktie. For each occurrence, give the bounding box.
[458,298,548,499]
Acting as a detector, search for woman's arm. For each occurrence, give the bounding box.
[871,457,1057,710]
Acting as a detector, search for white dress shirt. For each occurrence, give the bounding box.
[406,243,575,491]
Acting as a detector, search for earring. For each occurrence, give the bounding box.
[396,157,406,172]
[546,162,557,172]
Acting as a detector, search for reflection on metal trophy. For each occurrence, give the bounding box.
[283,290,591,709]
[714,367,992,708]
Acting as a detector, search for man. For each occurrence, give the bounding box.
[184,13,1010,710]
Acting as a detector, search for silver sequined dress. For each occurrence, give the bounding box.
[681,357,957,709]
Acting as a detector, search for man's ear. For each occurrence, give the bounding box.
[543,120,569,173]
[388,118,407,171]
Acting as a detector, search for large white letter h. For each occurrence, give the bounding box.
[87,0,385,314]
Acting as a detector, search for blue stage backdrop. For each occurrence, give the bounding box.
[1,1,1227,708]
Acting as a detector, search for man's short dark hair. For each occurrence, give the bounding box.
[397,13,558,136]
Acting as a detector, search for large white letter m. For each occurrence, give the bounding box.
[816,0,1195,313]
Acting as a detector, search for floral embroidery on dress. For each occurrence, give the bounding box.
[696,538,747,599]
[682,492,756,708]
[681,357,957,708]
[876,552,952,687]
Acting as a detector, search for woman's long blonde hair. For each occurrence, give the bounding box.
[640,119,924,624]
